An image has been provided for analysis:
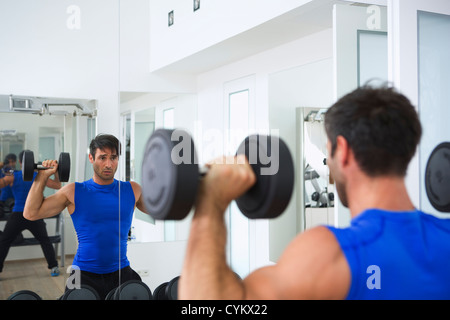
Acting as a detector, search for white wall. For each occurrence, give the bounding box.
[120,0,196,93]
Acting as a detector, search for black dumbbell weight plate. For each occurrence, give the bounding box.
[235,135,294,219]
[105,287,116,300]
[141,129,199,220]
[22,150,35,181]
[60,285,100,300]
[22,150,70,182]
[165,276,180,300]
[425,142,450,213]
[153,281,169,300]
[7,290,42,300]
[58,152,71,182]
[114,280,152,300]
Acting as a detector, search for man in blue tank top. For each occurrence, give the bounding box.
[179,85,450,300]
[0,151,61,277]
[23,134,149,299]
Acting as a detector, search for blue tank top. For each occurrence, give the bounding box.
[327,209,450,299]
[71,179,135,274]
[0,184,13,201]
[10,170,36,212]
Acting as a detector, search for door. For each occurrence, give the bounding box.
[388,0,450,217]
[333,2,388,227]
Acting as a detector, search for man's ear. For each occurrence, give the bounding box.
[88,153,94,164]
[335,135,350,167]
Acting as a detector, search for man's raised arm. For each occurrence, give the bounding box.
[24,159,72,221]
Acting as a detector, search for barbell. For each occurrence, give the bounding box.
[22,150,70,182]
[141,128,294,220]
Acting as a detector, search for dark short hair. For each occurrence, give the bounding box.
[324,84,422,177]
[89,134,120,159]
[4,153,17,165]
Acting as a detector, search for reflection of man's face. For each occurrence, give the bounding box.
[9,161,17,169]
[89,147,118,183]
[326,139,348,208]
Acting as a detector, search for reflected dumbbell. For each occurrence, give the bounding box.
[141,129,295,220]
[105,280,152,300]
[59,285,100,300]
[7,290,42,300]
[153,275,179,300]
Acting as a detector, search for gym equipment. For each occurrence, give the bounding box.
[106,280,152,300]
[152,276,179,300]
[59,285,100,300]
[22,150,70,182]
[7,290,42,300]
[153,281,169,300]
[165,276,179,300]
[141,128,294,220]
[425,142,450,212]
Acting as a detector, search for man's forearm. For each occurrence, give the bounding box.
[180,201,245,300]
[23,173,48,219]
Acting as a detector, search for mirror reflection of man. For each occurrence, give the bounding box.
[0,154,17,217]
[24,134,149,299]
[0,151,61,277]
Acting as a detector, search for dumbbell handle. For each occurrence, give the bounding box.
[35,164,55,170]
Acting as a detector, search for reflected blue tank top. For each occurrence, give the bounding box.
[327,209,450,299]
[71,179,135,274]
[10,170,36,212]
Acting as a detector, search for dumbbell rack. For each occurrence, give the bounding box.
[0,212,65,267]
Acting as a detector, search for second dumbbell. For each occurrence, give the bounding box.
[22,150,71,182]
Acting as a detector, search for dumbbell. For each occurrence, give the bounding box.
[22,150,70,182]
[141,128,294,220]
[105,280,152,300]
[425,142,450,212]
[153,276,179,300]
[7,290,42,300]
[59,285,100,300]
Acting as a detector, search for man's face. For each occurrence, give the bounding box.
[89,147,118,182]
[9,160,17,170]
[326,139,348,208]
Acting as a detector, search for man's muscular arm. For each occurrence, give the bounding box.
[24,159,72,221]
[179,155,351,300]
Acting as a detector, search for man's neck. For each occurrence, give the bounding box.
[92,175,114,185]
[347,175,416,219]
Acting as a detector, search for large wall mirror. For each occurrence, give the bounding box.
[119,93,197,245]
[0,0,119,300]
[0,95,98,299]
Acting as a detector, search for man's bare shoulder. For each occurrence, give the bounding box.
[54,182,75,204]
[275,226,351,299]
